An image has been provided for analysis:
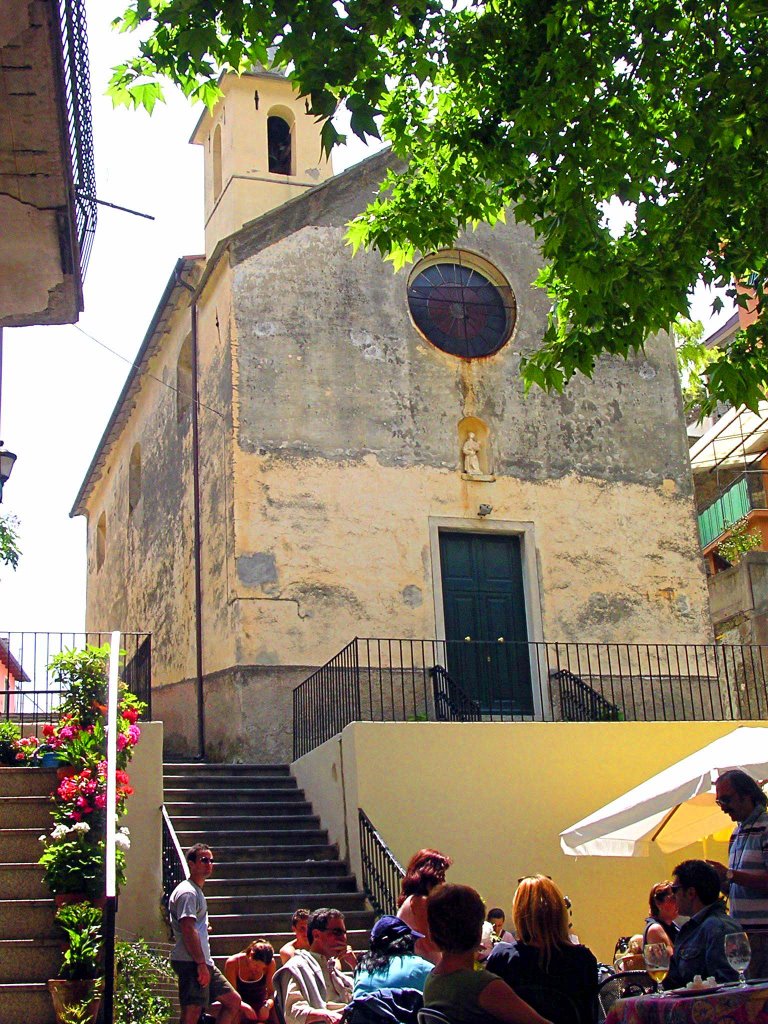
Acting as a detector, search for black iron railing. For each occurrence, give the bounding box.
[0,631,152,730]
[57,0,97,276]
[358,809,404,918]
[293,637,768,757]
[161,806,188,931]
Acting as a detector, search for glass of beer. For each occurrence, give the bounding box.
[643,942,670,993]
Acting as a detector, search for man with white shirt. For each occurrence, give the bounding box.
[168,843,242,1024]
[275,908,353,1024]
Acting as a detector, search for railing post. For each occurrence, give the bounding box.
[102,631,120,1024]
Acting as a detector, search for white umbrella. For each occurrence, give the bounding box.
[560,726,768,857]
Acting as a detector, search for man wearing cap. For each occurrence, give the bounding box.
[353,916,433,996]
[274,908,354,1024]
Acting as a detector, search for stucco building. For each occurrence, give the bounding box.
[72,69,713,762]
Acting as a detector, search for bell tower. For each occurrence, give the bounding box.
[191,69,334,258]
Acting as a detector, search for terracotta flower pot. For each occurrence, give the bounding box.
[48,977,103,1024]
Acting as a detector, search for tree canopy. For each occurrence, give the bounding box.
[109,0,768,415]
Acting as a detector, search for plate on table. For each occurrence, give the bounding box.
[666,986,723,998]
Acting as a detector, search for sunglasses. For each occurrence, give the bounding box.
[657,891,675,902]
[198,856,214,864]
[670,884,683,894]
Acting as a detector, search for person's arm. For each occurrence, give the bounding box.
[180,917,210,989]
[706,858,768,892]
[283,975,343,1024]
[478,978,552,1024]
[405,896,442,964]
[644,922,674,955]
[280,942,296,965]
[258,960,276,1021]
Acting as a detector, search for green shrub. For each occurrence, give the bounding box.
[115,939,174,1024]
[0,720,21,765]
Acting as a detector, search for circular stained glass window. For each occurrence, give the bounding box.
[407,253,515,358]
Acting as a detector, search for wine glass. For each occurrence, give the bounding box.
[643,942,670,994]
[724,932,751,986]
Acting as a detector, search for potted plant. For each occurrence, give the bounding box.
[48,901,104,1024]
[114,939,175,1024]
[0,719,21,764]
[39,822,129,905]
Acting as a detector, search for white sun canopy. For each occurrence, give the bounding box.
[559,727,768,857]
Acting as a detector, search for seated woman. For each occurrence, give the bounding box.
[423,883,552,1024]
[642,882,679,955]
[397,848,453,964]
[353,915,433,996]
[224,938,279,1023]
[486,875,598,1024]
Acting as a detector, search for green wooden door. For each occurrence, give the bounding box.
[439,532,533,714]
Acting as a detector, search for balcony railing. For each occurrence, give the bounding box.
[58,0,97,276]
[698,470,768,549]
[292,637,768,758]
[1,631,152,731]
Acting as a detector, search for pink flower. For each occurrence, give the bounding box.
[128,725,141,745]
[94,793,107,809]
[116,733,128,751]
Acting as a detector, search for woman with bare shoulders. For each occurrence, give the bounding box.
[397,848,452,964]
[222,938,278,1024]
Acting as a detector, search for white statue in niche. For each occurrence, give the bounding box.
[462,432,483,476]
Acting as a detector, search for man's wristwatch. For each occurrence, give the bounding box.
[726,868,735,883]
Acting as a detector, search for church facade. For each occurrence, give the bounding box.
[72,70,713,762]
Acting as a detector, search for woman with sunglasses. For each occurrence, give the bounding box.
[642,882,680,955]
[223,938,279,1024]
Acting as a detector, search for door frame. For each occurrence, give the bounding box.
[428,516,547,719]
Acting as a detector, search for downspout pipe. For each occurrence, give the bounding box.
[176,267,206,760]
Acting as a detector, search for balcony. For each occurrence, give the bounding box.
[292,637,768,757]
[0,0,96,327]
[697,469,768,551]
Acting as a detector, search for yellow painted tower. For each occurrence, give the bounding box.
[191,69,333,256]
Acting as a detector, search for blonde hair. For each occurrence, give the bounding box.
[512,875,571,967]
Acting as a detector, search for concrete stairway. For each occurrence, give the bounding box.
[164,763,375,963]
[0,767,59,1024]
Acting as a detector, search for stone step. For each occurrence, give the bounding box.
[174,828,329,847]
[205,891,369,915]
[0,898,57,939]
[195,845,340,864]
[164,763,291,776]
[0,982,56,1024]
[0,796,53,829]
[164,786,305,802]
[208,909,373,935]
[0,939,61,984]
[168,812,321,830]
[0,863,48,899]
[164,775,299,791]
[0,767,59,797]
[209,928,372,959]
[0,827,44,862]
[211,859,348,879]
[165,800,314,817]
[205,875,359,898]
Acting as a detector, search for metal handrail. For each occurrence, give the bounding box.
[293,637,768,757]
[358,809,404,917]
[161,806,189,931]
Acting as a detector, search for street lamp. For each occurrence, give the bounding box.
[0,443,17,503]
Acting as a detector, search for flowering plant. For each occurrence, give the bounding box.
[12,733,41,764]
[39,821,129,898]
[37,642,144,899]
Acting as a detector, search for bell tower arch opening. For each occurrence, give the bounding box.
[267,109,294,175]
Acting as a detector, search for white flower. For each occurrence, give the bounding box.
[114,832,131,851]
[72,821,90,833]
[51,824,69,840]
[119,826,130,836]
[38,834,47,843]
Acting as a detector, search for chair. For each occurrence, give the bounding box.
[597,971,652,1023]
[418,1010,455,1024]
[514,983,584,1024]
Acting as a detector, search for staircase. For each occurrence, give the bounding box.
[163,763,375,962]
[0,768,59,1024]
